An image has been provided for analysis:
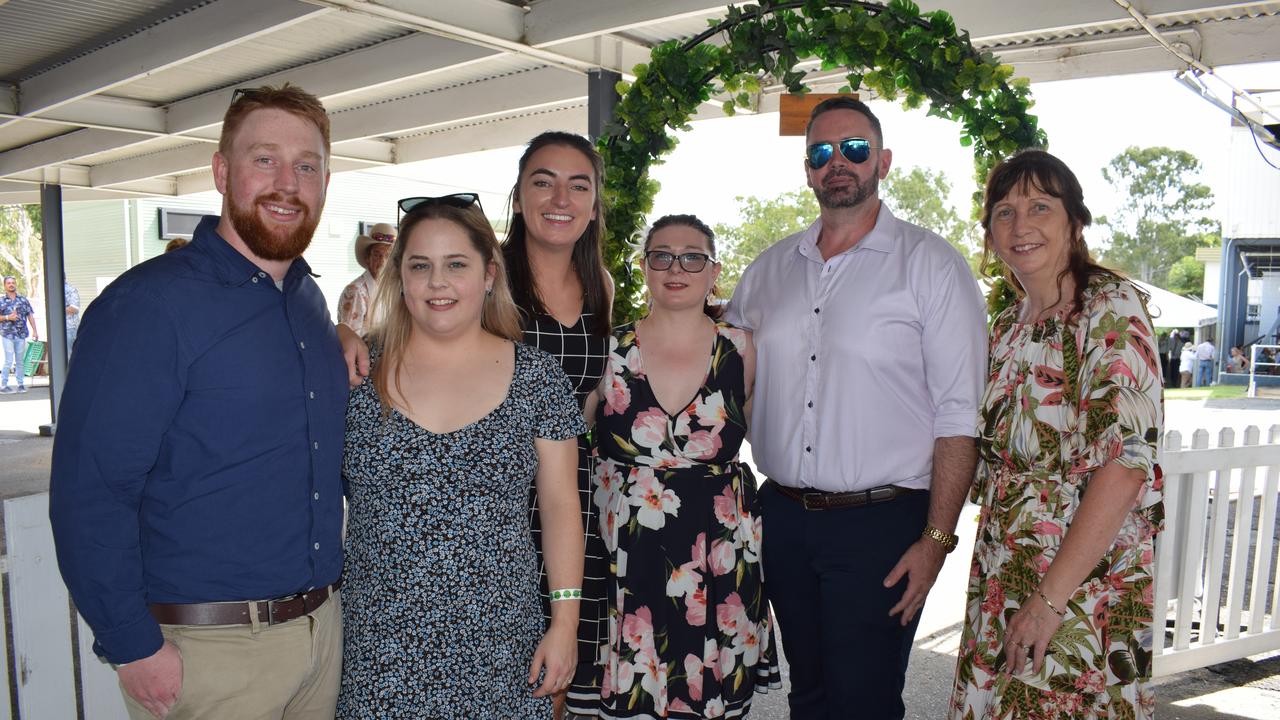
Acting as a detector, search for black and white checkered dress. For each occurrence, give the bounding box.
[524,312,609,714]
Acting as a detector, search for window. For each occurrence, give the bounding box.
[158,209,204,240]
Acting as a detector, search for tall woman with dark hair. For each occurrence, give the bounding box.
[587,215,780,718]
[948,150,1163,719]
[504,131,613,717]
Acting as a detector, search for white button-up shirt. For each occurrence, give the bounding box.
[725,204,986,492]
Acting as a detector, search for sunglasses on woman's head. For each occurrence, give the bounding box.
[645,251,715,273]
[397,193,482,219]
[806,137,876,169]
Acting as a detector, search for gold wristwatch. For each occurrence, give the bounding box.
[921,525,959,553]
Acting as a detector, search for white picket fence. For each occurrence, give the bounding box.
[0,425,1277,717]
[1154,423,1280,675]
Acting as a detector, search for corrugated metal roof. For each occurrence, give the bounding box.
[323,54,552,114]
[111,12,413,104]
[979,1,1280,49]
[0,0,210,83]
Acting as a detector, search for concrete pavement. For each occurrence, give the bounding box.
[3,382,1279,717]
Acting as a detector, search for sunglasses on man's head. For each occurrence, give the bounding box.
[396,193,483,220]
[806,137,876,169]
[645,251,715,273]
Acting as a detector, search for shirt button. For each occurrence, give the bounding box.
[313,492,320,500]
[805,446,812,453]
[299,341,307,350]
[251,277,259,283]
[810,354,816,362]
[313,441,319,450]
[258,272,267,278]
[309,391,315,399]
[813,307,820,314]
[313,542,320,550]
[808,401,814,408]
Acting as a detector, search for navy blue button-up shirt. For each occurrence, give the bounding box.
[50,216,348,664]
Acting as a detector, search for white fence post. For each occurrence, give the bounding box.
[4,493,77,720]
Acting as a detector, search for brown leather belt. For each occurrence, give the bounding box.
[149,581,340,626]
[768,479,922,511]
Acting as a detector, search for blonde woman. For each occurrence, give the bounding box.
[337,196,585,719]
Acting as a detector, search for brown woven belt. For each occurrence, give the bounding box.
[768,479,922,511]
[149,580,340,626]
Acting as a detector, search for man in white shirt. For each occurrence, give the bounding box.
[725,97,986,719]
[1194,337,1216,387]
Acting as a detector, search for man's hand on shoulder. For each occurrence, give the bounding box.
[337,322,370,387]
[118,640,182,719]
[883,537,947,627]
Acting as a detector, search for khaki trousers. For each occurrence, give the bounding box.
[121,591,342,720]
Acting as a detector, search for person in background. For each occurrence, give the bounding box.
[949,150,1163,719]
[1179,341,1196,388]
[337,223,395,335]
[163,237,189,253]
[337,196,584,718]
[341,131,614,719]
[1,275,39,394]
[1194,337,1216,387]
[64,282,81,356]
[50,84,347,720]
[1226,345,1249,374]
[1165,328,1181,388]
[588,214,780,717]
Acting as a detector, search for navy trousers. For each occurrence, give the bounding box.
[760,481,929,720]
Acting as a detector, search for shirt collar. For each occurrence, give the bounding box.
[190,215,316,287]
[796,201,899,262]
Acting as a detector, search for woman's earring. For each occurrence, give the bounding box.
[485,286,493,296]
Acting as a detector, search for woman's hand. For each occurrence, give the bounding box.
[337,323,370,387]
[528,619,577,697]
[1003,592,1065,676]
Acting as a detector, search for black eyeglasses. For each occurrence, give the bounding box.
[397,193,482,220]
[645,251,715,273]
[806,137,878,169]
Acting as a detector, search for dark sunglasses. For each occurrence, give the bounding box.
[397,193,482,220]
[806,137,876,169]
[645,251,715,273]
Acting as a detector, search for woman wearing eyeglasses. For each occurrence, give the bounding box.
[948,151,1163,719]
[336,197,586,719]
[585,215,780,718]
[339,131,613,718]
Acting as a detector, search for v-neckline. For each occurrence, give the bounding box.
[632,319,718,419]
[391,342,518,436]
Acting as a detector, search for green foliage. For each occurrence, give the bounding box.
[713,189,820,296]
[1097,146,1218,288]
[1165,255,1206,299]
[881,166,980,270]
[598,0,1046,320]
[0,204,43,300]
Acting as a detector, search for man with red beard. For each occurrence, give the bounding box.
[724,96,986,718]
[50,85,347,720]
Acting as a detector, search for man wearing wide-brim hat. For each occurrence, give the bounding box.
[337,222,394,335]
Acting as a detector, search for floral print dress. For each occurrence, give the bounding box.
[949,276,1164,720]
[593,320,781,719]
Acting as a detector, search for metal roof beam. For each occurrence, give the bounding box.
[526,0,730,46]
[328,66,585,142]
[0,129,141,177]
[927,0,1276,40]
[394,105,588,164]
[15,0,329,118]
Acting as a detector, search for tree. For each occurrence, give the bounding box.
[881,166,980,270]
[1166,255,1206,299]
[1098,146,1218,287]
[0,204,43,301]
[713,189,819,296]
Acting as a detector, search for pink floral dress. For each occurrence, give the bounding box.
[593,321,780,718]
[949,276,1164,719]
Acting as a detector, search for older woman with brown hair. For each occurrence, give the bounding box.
[949,150,1164,719]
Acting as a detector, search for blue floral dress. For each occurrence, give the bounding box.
[338,341,586,719]
[593,321,780,718]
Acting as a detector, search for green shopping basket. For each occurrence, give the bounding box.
[22,339,45,376]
